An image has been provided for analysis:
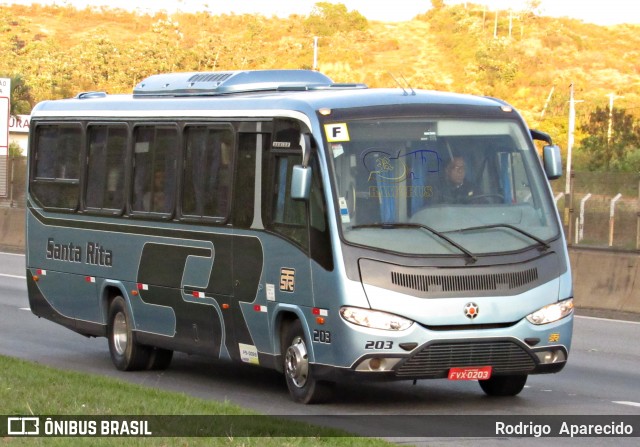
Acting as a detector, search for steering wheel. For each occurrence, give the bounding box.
[468,194,505,204]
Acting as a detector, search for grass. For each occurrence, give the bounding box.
[0,355,392,446]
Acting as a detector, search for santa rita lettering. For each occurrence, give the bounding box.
[46,238,113,267]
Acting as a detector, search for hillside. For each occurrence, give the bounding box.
[1,2,639,157]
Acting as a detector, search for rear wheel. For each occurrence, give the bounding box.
[147,347,173,370]
[282,319,334,404]
[479,374,527,396]
[107,296,150,371]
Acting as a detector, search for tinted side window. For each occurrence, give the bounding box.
[262,120,310,250]
[269,153,309,249]
[31,124,82,210]
[233,132,270,229]
[85,124,127,212]
[308,155,333,270]
[131,125,178,215]
[182,126,233,220]
[273,155,307,226]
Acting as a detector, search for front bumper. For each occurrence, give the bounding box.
[311,336,568,382]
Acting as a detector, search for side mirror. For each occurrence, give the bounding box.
[543,145,562,180]
[291,165,312,200]
[291,132,314,200]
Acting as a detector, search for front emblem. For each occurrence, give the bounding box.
[464,302,479,319]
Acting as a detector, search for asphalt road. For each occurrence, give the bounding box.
[1,251,639,445]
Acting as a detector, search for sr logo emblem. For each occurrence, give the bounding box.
[280,267,295,292]
[464,302,479,319]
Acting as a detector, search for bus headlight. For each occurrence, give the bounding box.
[526,299,574,325]
[340,307,413,331]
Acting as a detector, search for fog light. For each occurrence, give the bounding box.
[355,357,402,372]
[535,349,566,364]
[369,358,382,370]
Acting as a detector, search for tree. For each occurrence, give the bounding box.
[475,38,520,88]
[577,106,640,171]
[304,2,368,37]
[0,74,34,115]
[8,141,23,157]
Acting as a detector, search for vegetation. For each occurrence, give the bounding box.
[0,1,639,171]
[576,107,640,171]
[0,355,392,445]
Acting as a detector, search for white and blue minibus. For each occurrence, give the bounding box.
[26,70,573,403]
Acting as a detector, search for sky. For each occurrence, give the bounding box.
[3,0,639,26]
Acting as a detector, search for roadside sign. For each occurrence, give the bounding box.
[0,77,10,197]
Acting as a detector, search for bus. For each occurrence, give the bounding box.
[26,69,573,403]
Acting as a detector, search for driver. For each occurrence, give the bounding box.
[440,156,474,203]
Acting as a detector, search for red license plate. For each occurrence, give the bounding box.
[448,366,492,380]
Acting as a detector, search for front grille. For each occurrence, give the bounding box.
[391,268,539,294]
[395,340,537,378]
[359,255,558,298]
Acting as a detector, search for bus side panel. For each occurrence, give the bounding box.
[132,235,265,361]
[227,236,265,362]
[26,208,106,334]
[134,242,223,356]
[26,204,274,362]
[236,231,316,367]
[27,271,107,336]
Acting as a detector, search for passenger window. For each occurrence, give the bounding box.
[132,125,178,215]
[31,124,81,210]
[85,125,127,212]
[233,132,270,229]
[182,126,233,220]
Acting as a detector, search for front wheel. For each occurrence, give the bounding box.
[282,319,334,404]
[479,374,527,396]
[107,296,151,371]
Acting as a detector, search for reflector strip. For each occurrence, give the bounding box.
[36,269,47,276]
[253,305,267,312]
[137,283,148,290]
[192,291,206,298]
[312,308,328,316]
[85,276,96,283]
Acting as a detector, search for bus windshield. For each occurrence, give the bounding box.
[325,114,560,257]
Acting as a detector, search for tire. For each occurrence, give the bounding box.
[282,319,334,404]
[146,347,173,370]
[479,374,528,397]
[107,296,151,371]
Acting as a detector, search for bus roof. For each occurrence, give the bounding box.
[31,70,511,117]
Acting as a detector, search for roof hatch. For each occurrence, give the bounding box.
[133,69,366,97]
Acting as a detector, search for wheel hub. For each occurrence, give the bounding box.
[112,311,128,356]
[285,336,309,388]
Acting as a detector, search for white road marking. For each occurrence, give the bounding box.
[575,315,640,325]
[0,273,26,280]
[0,252,25,257]
[19,307,31,311]
[613,401,640,408]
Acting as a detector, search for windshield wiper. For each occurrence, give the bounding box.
[350,223,478,264]
[452,223,551,251]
